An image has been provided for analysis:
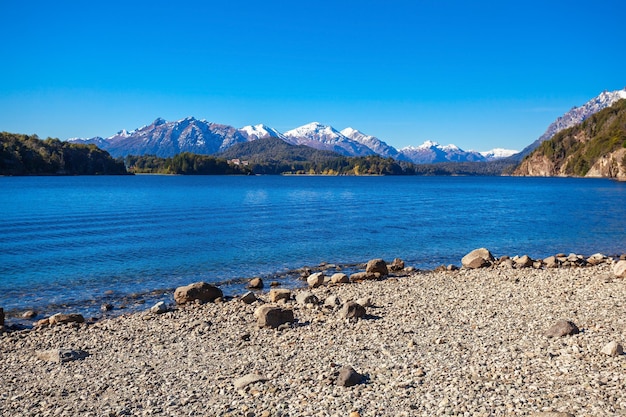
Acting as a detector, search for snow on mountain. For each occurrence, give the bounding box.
[398,141,486,164]
[70,117,249,158]
[479,148,519,160]
[340,127,400,159]
[239,124,285,140]
[513,87,626,160]
[283,122,376,157]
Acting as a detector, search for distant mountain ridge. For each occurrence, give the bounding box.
[69,119,515,163]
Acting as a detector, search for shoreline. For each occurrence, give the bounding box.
[1,251,625,416]
[2,252,625,330]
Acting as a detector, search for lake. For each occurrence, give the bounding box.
[1,175,625,319]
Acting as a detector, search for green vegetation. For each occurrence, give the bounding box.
[524,99,626,177]
[0,132,128,175]
[125,153,252,175]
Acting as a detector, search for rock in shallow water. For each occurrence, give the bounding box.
[366,258,389,276]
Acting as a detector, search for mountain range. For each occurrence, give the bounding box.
[68,88,626,166]
[69,120,516,164]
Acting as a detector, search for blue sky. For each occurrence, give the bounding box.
[1,0,624,151]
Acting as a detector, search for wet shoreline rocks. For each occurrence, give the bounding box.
[1,252,625,416]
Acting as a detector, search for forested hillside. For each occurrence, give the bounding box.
[514,99,626,179]
[0,132,127,175]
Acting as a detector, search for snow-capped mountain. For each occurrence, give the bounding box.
[70,117,250,158]
[239,124,285,141]
[398,141,487,164]
[340,128,401,159]
[283,122,376,157]
[513,87,626,160]
[479,148,519,160]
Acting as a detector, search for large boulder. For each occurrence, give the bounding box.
[307,272,325,288]
[366,259,389,276]
[389,258,405,271]
[254,305,295,328]
[514,255,534,268]
[174,282,223,305]
[461,248,495,269]
[613,260,626,278]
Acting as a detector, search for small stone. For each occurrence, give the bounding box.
[515,255,533,268]
[100,303,114,312]
[613,260,626,278]
[233,373,269,389]
[330,273,349,284]
[355,297,372,307]
[349,272,378,282]
[339,301,366,320]
[544,256,559,268]
[366,258,389,276]
[269,281,280,287]
[49,313,85,325]
[269,289,291,303]
[307,272,325,288]
[544,319,579,338]
[324,294,342,308]
[337,365,364,387]
[349,412,361,417]
[389,258,405,271]
[601,341,624,356]
[241,291,257,304]
[528,413,575,417]
[150,301,168,314]
[21,310,37,319]
[36,349,89,363]
[248,277,264,289]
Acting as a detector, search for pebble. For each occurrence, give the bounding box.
[0,262,624,416]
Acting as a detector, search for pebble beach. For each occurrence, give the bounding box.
[1,252,625,417]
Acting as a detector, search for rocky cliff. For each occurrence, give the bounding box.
[514,99,626,180]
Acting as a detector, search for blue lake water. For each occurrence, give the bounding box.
[1,175,625,319]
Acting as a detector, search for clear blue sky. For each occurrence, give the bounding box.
[1,0,624,151]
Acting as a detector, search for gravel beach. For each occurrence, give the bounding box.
[1,255,625,417]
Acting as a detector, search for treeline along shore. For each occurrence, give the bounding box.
[1,248,625,416]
